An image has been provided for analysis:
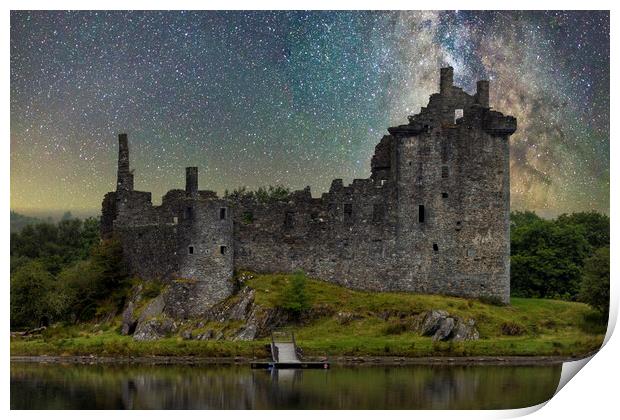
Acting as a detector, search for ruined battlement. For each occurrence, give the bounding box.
[102,67,516,313]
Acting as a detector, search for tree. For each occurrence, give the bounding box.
[279,271,311,317]
[556,212,610,249]
[510,214,591,299]
[57,238,129,322]
[579,247,610,316]
[10,261,67,329]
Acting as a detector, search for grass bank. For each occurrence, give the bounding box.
[11,273,606,359]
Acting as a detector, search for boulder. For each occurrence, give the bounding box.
[138,294,165,323]
[121,301,136,335]
[418,310,449,336]
[413,310,479,342]
[133,317,178,341]
[432,317,455,341]
[452,319,480,341]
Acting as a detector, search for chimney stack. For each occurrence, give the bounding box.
[440,67,454,95]
[117,133,134,191]
[476,80,490,108]
[186,167,198,196]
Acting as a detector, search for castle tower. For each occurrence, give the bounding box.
[388,67,516,303]
[117,133,134,192]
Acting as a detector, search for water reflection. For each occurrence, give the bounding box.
[10,362,561,409]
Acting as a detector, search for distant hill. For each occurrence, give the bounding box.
[10,211,45,233]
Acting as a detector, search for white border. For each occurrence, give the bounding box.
[4,2,617,419]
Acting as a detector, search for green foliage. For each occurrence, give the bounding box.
[241,211,254,224]
[382,319,409,335]
[10,211,43,233]
[142,279,165,299]
[579,247,610,316]
[10,261,67,329]
[278,271,311,317]
[556,212,609,249]
[478,296,506,306]
[510,211,607,300]
[224,185,290,203]
[57,238,130,322]
[10,217,100,274]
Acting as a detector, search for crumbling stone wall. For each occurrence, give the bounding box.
[101,67,516,306]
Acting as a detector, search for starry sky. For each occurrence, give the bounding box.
[10,10,609,217]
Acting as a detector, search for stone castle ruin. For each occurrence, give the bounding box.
[101,67,517,310]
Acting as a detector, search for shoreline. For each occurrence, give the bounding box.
[10,353,596,366]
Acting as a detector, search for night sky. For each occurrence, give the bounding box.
[10,11,609,217]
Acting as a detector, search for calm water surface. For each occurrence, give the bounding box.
[11,362,561,409]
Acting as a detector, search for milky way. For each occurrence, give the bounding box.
[10,11,609,216]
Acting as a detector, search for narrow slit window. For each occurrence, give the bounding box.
[188,246,194,255]
[220,245,227,255]
[344,203,353,222]
[219,208,227,220]
[433,243,439,252]
[284,211,295,228]
[418,205,425,223]
[372,203,384,223]
[442,192,449,198]
[454,109,463,123]
[185,207,193,219]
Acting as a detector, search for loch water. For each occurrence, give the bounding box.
[10,362,561,410]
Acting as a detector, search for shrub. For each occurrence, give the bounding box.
[11,261,67,329]
[579,247,610,316]
[382,320,409,335]
[500,322,525,336]
[478,295,506,306]
[278,271,311,318]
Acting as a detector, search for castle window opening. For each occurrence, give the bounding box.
[418,205,425,223]
[433,243,439,252]
[454,108,463,123]
[220,245,227,255]
[284,211,295,229]
[442,192,449,198]
[219,207,227,220]
[185,206,193,219]
[188,246,194,255]
[442,166,449,178]
[372,203,384,222]
[344,203,353,222]
[173,216,178,224]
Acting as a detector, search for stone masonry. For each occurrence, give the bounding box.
[101,67,517,307]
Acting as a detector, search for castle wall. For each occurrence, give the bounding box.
[102,67,516,307]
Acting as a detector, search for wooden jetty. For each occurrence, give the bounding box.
[250,331,330,370]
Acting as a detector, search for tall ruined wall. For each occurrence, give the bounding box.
[231,177,397,291]
[102,67,516,308]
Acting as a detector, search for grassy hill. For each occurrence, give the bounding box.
[10,273,605,359]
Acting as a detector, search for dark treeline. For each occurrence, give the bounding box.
[511,211,609,316]
[9,211,610,330]
[10,218,129,329]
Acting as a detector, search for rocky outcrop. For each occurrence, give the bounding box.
[133,317,178,341]
[124,284,288,341]
[414,310,479,342]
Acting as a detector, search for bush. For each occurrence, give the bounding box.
[382,320,409,335]
[579,247,610,316]
[478,295,506,306]
[500,322,525,336]
[510,211,593,299]
[10,261,68,329]
[278,271,311,317]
